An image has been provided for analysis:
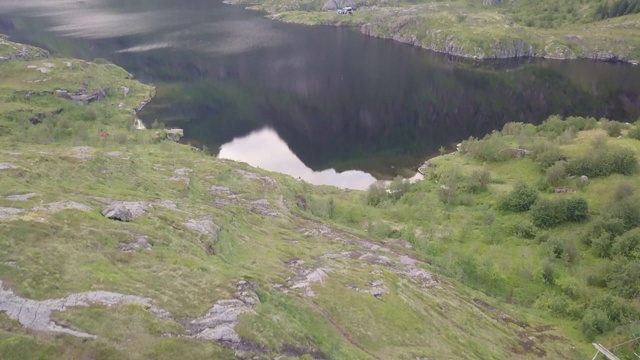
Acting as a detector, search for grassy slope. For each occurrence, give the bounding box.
[0,37,596,359]
[226,0,640,61]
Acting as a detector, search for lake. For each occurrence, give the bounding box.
[2,0,640,188]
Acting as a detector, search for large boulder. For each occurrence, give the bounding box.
[322,0,353,11]
[101,204,133,222]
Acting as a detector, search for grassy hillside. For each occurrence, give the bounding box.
[0,35,638,359]
[225,0,640,62]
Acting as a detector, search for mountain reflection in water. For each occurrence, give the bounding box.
[219,128,377,189]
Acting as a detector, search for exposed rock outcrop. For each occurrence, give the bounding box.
[101,204,133,221]
[57,88,108,103]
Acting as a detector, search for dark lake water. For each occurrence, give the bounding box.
[2,0,640,189]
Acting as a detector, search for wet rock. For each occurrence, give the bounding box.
[0,207,23,219]
[6,193,38,201]
[247,199,283,217]
[101,204,133,222]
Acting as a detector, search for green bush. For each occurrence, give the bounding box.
[580,309,612,341]
[466,168,491,193]
[612,228,640,258]
[627,125,640,140]
[546,161,566,186]
[565,144,637,177]
[388,176,411,200]
[605,259,640,299]
[592,234,615,258]
[459,132,512,162]
[610,197,640,230]
[565,197,589,222]
[600,119,623,137]
[499,182,538,212]
[530,198,567,228]
[366,181,387,206]
[512,221,537,239]
[613,181,634,202]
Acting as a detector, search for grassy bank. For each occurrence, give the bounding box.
[226,0,640,62]
[0,35,637,359]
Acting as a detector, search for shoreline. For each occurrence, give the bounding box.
[229,1,640,64]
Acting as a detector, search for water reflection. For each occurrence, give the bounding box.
[219,128,376,189]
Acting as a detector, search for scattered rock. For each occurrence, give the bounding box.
[34,201,92,213]
[165,129,184,142]
[119,234,152,252]
[2,261,18,268]
[285,261,330,297]
[58,88,108,103]
[119,86,130,97]
[0,280,171,339]
[0,163,13,170]
[154,200,177,209]
[398,255,437,286]
[0,208,23,219]
[104,151,123,157]
[71,146,92,160]
[210,186,234,196]
[184,219,220,253]
[236,169,277,186]
[101,204,133,222]
[6,193,38,201]
[247,199,283,217]
[417,160,432,175]
[185,281,258,343]
[580,175,589,186]
[322,0,353,11]
[384,238,413,249]
[169,168,191,184]
[553,188,575,193]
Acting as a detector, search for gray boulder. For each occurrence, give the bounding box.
[322,0,353,11]
[101,204,133,222]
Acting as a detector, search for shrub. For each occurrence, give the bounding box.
[530,198,567,228]
[460,132,512,162]
[613,181,634,202]
[610,197,640,230]
[388,176,410,200]
[546,161,566,186]
[601,119,623,137]
[499,182,538,212]
[581,309,612,341]
[565,144,637,177]
[366,181,387,206]
[466,168,491,193]
[565,197,589,222]
[512,221,537,239]
[528,139,563,170]
[628,125,640,140]
[592,234,615,258]
[562,239,579,263]
[612,228,640,258]
[605,259,640,299]
[537,115,566,136]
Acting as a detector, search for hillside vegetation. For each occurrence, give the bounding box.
[225,0,640,62]
[0,36,639,359]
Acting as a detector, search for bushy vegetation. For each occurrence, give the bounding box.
[530,197,588,228]
[565,142,637,177]
[498,183,539,212]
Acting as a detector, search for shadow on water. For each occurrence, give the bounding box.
[1,0,640,188]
